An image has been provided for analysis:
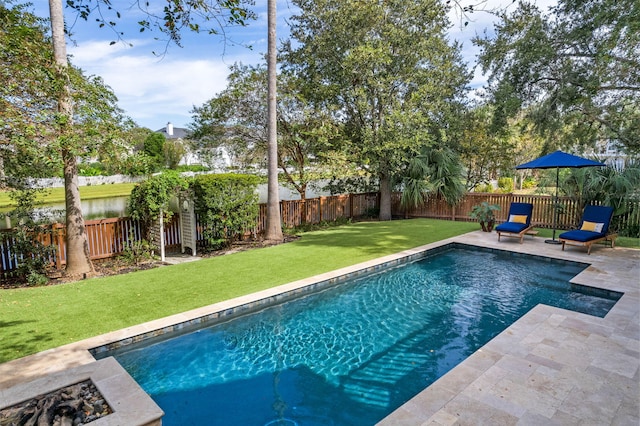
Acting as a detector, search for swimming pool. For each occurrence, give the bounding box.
[101,244,621,425]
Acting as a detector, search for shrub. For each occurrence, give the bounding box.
[1,189,56,286]
[522,177,537,189]
[176,164,209,173]
[78,163,106,176]
[122,236,156,266]
[127,171,189,240]
[191,173,260,250]
[474,183,493,193]
[497,177,514,193]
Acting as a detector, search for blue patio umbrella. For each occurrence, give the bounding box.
[515,150,606,244]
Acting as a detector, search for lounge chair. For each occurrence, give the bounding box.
[495,202,534,244]
[559,205,615,255]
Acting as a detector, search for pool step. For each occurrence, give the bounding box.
[339,328,434,407]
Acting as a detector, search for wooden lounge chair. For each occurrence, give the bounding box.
[495,202,534,244]
[559,205,614,255]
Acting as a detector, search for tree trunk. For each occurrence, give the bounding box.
[62,150,93,275]
[379,167,392,221]
[299,183,307,224]
[263,0,283,243]
[49,0,94,276]
[0,152,5,188]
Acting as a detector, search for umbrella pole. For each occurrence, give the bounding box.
[545,167,562,244]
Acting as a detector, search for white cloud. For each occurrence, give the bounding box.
[69,39,261,129]
[63,0,557,129]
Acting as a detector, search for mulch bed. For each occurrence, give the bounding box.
[1,235,301,289]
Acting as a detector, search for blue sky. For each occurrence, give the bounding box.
[31,1,555,132]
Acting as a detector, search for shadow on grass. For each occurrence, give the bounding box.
[0,320,54,364]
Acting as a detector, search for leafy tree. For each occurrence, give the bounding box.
[455,105,508,190]
[191,64,339,200]
[144,132,166,170]
[0,4,52,186]
[475,0,640,153]
[2,2,128,276]
[64,0,256,50]
[507,117,546,190]
[283,0,470,220]
[43,0,256,276]
[120,152,157,176]
[163,139,187,169]
[190,64,269,168]
[98,119,151,174]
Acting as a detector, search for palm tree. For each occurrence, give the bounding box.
[264,0,283,243]
[561,159,640,233]
[398,146,465,215]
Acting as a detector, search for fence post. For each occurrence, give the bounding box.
[349,194,354,219]
[150,211,165,262]
[54,223,64,270]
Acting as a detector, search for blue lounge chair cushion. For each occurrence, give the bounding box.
[496,202,533,233]
[558,229,604,242]
[495,221,529,233]
[559,205,614,240]
[558,205,614,254]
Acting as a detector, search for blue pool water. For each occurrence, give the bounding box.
[109,246,621,425]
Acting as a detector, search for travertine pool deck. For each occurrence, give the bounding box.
[1,230,638,425]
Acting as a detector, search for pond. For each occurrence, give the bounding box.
[0,196,129,229]
[0,183,335,229]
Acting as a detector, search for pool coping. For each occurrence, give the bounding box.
[0,231,638,425]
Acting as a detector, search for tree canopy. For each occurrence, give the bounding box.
[0,2,127,188]
[476,0,640,154]
[190,63,341,200]
[282,0,470,220]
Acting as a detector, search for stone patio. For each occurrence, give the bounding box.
[0,230,638,425]
[380,231,639,425]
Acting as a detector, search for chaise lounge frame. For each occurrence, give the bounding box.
[495,202,535,244]
[558,205,615,255]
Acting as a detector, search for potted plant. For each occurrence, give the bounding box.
[469,202,500,232]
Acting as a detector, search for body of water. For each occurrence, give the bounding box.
[1,183,334,229]
[108,246,620,425]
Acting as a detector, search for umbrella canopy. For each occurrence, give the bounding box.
[516,150,606,170]
[515,150,606,243]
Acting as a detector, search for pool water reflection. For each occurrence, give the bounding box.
[107,246,621,426]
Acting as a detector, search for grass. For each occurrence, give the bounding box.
[0,183,136,208]
[0,219,478,364]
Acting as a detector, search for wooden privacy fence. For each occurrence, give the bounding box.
[0,218,144,274]
[393,192,611,229]
[0,193,379,275]
[1,191,637,276]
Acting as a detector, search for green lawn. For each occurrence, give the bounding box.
[0,219,478,363]
[0,183,136,208]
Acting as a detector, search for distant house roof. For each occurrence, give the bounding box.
[155,122,190,140]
